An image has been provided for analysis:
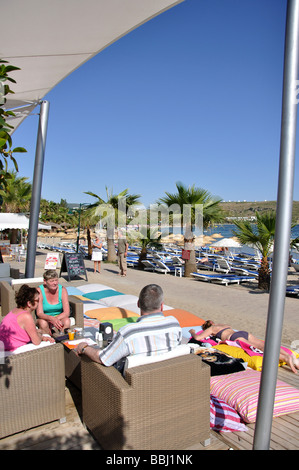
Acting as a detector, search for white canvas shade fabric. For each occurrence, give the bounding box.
[0,213,50,230]
[1,0,183,130]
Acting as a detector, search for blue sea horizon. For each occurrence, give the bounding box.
[161,223,299,259]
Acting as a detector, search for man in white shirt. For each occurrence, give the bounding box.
[75,284,182,369]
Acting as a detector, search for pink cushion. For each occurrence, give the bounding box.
[210,369,299,423]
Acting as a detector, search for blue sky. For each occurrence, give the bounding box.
[10,0,296,208]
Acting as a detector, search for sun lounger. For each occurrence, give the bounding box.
[191,272,256,286]
[291,262,299,272]
[171,255,183,265]
[214,258,259,279]
[154,260,176,274]
[126,256,139,268]
[141,260,158,271]
[231,266,259,278]
[232,257,261,271]
[286,285,299,296]
[215,258,232,273]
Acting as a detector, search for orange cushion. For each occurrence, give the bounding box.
[84,307,139,321]
[163,309,204,327]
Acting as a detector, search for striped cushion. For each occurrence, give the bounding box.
[210,369,299,423]
[210,396,247,432]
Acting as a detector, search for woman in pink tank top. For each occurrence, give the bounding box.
[0,284,55,351]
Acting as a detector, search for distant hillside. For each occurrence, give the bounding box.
[220,201,299,224]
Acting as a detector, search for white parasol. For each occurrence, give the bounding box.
[210,237,242,248]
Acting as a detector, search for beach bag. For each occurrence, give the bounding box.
[181,249,190,260]
[195,349,247,376]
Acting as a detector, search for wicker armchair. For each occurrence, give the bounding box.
[0,280,84,328]
[0,342,66,439]
[81,353,210,450]
[0,264,19,304]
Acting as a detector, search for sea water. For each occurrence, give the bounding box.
[162,223,299,259]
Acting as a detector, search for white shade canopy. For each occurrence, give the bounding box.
[0,213,50,230]
[1,0,183,131]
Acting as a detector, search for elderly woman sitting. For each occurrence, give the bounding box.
[36,270,70,335]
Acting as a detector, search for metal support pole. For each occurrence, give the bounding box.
[253,0,299,449]
[76,203,82,253]
[25,100,50,278]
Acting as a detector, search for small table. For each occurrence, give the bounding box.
[57,327,105,390]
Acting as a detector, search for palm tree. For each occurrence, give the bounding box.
[158,182,225,276]
[39,199,77,227]
[0,170,31,213]
[0,170,32,243]
[84,187,141,262]
[79,206,99,258]
[136,228,162,269]
[290,229,299,252]
[233,211,276,290]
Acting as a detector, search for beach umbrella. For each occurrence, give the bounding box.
[210,237,242,248]
[63,233,77,240]
[52,231,65,238]
[210,233,223,239]
[195,235,214,246]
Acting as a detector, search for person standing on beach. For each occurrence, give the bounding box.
[117,230,128,277]
[91,237,103,273]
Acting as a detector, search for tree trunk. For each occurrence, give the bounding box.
[258,256,271,290]
[138,247,147,270]
[107,237,117,262]
[184,250,197,277]
[183,232,196,277]
[10,228,18,244]
[87,227,92,260]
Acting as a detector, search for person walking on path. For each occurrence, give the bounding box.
[91,237,103,273]
[117,230,128,277]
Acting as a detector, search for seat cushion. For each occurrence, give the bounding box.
[163,309,205,327]
[210,369,299,423]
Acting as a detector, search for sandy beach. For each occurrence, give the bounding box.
[6,248,299,348]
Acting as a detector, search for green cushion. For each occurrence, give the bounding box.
[107,317,139,331]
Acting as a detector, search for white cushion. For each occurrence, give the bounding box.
[124,344,193,371]
[11,277,43,285]
[1,341,54,358]
[114,301,140,314]
[0,263,10,278]
[101,294,138,307]
[83,303,107,313]
[77,283,115,293]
